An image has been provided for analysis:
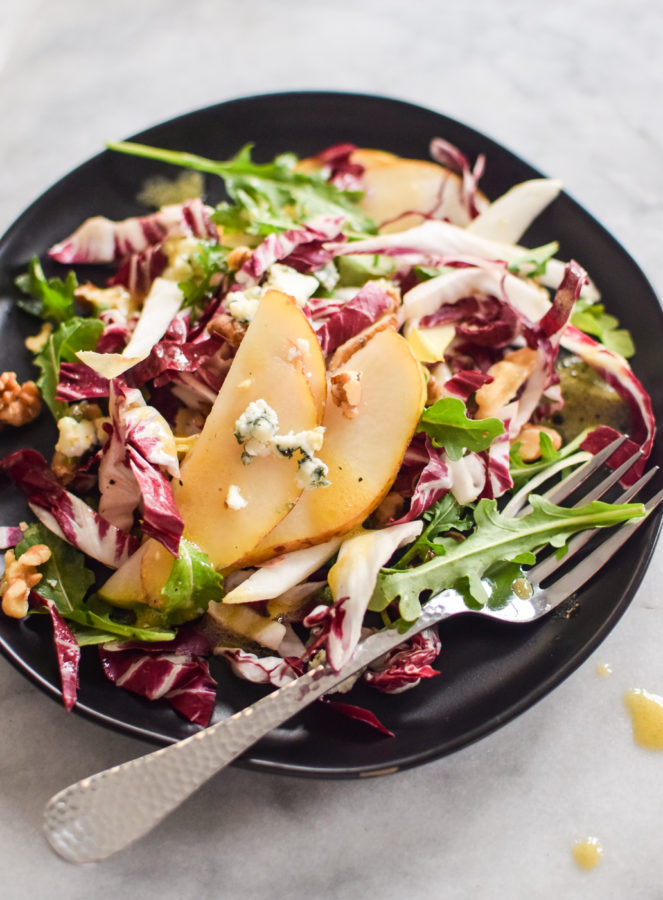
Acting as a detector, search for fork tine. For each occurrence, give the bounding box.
[544,434,629,506]
[572,447,643,506]
[528,467,660,584]
[513,434,629,518]
[530,487,663,607]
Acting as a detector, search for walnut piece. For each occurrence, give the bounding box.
[474,348,539,419]
[208,313,246,348]
[225,246,252,271]
[1,544,51,619]
[371,492,406,527]
[0,372,42,428]
[330,370,362,419]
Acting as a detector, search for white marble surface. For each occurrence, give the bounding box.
[1,1,662,897]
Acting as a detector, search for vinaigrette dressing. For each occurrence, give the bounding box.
[572,837,604,870]
[595,663,612,678]
[623,688,663,749]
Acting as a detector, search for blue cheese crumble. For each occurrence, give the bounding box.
[233,399,280,463]
[225,484,248,510]
[233,400,330,489]
[55,416,99,458]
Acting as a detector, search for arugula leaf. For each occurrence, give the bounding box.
[107,140,376,236]
[507,241,559,278]
[571,297,635,358]
[156,539,224,625]
[417,397,505,461]
[370,494,646,621]
[178,240,228,314]
[17,522,95,613]
[15,256,78,322]
[391,494,472,570]
[17,522,174,643]
[33,316,103,418]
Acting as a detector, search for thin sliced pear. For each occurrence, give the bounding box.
[246,328,426,563]
[297,147,484,232]
[98,543,150,607]
[140,539,175,609]
[356,155,469,232]
[173,289,326,570]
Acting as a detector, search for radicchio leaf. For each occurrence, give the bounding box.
[314,143,365,191]
[0,449,138,568]
[0,525,24,549]
[429,137,486,220]
[49,199,216,264]
[235,214,345,286]
[315,280,398,355]
[99,639,216,727]
[99,381,183,556]
[30,592,81,711]
[365,627,441,694]
[320,698,395,737]
[560,324,655,483]
[221,648,299,687]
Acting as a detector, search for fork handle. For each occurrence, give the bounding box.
[43,591,460,863]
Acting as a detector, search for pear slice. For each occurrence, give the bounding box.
[172,289,326,570]
[297,147,486,232]
[98,542,150,607]
[352,150,472,233]
[99,538,176,610]
[245,327,426,563]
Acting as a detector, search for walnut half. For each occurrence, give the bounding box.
[0,544,51,619]
[0,372,42,428]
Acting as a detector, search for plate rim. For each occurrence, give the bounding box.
[0,89,661,777]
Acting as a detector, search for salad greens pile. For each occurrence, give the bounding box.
[0,134,654,728]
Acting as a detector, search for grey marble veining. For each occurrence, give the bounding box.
[1,1,662,897]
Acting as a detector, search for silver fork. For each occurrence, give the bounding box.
[43,446,662,864]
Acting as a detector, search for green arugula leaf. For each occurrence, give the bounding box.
[507,241,559,278]
[178,240,228,314]
[17,523,174,643]
[107,140,376,237]
[33,316,104,418]
[156,539,224,625]
[391,494,472,570]
[370,495,646,621]
[17,522,95,613]
[417,397,505,461]
[15,256,78,323]
[571,297,635,358]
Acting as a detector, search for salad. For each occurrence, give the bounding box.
[0,136,654,733]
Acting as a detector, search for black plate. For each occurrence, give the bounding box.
[1,92,661,777]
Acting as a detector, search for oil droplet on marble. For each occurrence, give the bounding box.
[572,837,604,870]
[596,663,612,677]
[624,689,663,749]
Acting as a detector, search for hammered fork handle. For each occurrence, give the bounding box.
[43,591,462,864]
